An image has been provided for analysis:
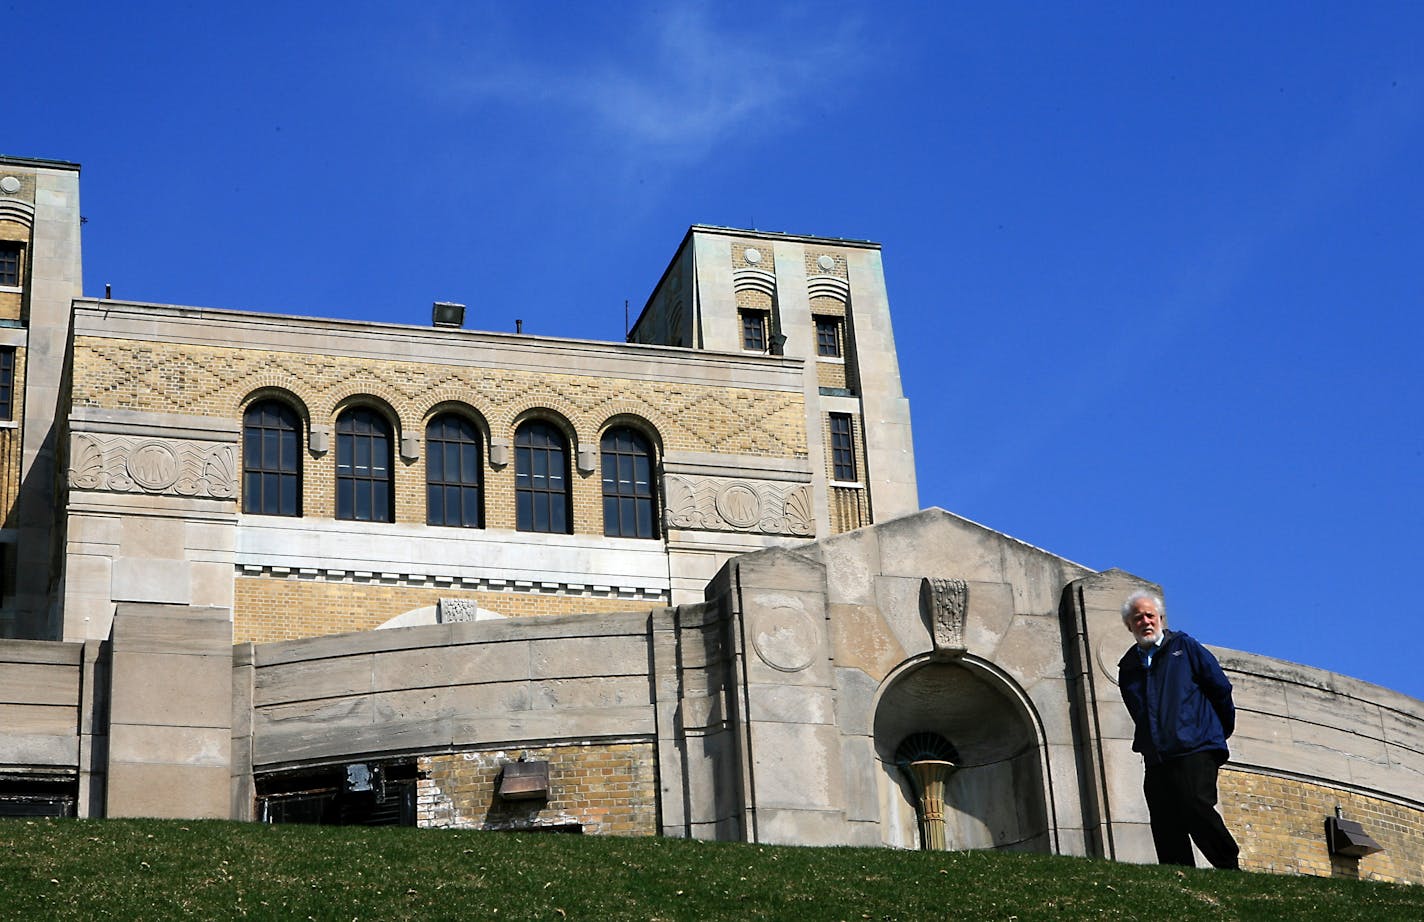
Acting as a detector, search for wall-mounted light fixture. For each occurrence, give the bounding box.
[1326,806,1383,858]
[498,760,550,801]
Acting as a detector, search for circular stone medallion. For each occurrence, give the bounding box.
[817,254,835,271]
[715,483,761,528]
[743,247,762,265]
[127,442,180,491]
[750,605,818,672]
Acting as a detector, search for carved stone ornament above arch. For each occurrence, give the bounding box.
[920,577,968,657]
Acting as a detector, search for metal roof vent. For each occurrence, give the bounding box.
[432,301,465,328]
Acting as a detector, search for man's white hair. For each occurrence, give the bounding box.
[1121,590,1166,624]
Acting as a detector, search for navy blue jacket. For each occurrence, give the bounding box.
[1117,630,1235,765]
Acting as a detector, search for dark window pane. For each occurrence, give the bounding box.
[830,413,856,481]
[242,400,302,517]
[244,472,260,512]
[515,421,569,533]
[336,407,393,521]
[600,426,659,539]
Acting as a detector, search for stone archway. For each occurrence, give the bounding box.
[873,657,1050,852]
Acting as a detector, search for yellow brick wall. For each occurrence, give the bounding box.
[816,357,849,392]
[804,250,848,278]
[734,288,773,312]
[732,241,775,271]
[0,347,25,525]
[417,742,658,836]
[71,338,808,528]
[1220,768,1424,884]
[233,575,653,643]
[0,219,26,323]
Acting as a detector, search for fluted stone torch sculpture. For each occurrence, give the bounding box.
[896,732,961,851]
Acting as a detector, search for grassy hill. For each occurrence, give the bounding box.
[1,818,1418,920]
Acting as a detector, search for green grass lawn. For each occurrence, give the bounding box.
[1,818,1418,921]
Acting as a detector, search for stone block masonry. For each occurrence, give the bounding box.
[418,742,658,836]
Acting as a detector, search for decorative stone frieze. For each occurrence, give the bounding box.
[68,433,237,498]
[438,598,479,623]
[920,577,968,655]
[663,474,813,536]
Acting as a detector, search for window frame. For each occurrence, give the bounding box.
[241,399,303,516]
[515,420,572,534]
[0,242,20,288]
[0,347,13,421]
[336,406,394,523]
[814,315,843,359]
[425,413,483,528]
[601,426,659,539]
[739,309,769,352]
[829,413,858,483]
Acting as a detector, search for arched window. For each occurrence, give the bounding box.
[601,427,658,539]
[336,407,392,522]
[515,420,570,534]
[242,399,301,516]
[427,413,482,527]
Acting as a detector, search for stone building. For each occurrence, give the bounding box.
[1,155,1420,883]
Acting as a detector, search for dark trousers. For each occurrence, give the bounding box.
[1143,751,1240,869]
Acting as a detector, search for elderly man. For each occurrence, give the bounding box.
[1117,590,1240,870]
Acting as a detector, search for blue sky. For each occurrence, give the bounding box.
[10,3,1422,700]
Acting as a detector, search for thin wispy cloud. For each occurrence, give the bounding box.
[432,4,871,158]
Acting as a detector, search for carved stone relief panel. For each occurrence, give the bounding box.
[438,598,480,623]
[663,474,813,536]
[68,433,237,499]
[920,577,968,655]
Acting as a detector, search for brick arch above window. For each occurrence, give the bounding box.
[420,395,492,436]
[323,388,408,432]
[239,386,312,426]
[505,404,581,449]
[233,382,312,422]
[330,394,401,434]
[594,406,669,454]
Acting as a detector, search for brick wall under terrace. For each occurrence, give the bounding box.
[417,742,658,836]
[1220,769,1424,884]
[234,576,652,644]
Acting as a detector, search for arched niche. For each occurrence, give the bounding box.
[872,656,1051,853]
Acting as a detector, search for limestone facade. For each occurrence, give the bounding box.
[0,156,1419,885]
